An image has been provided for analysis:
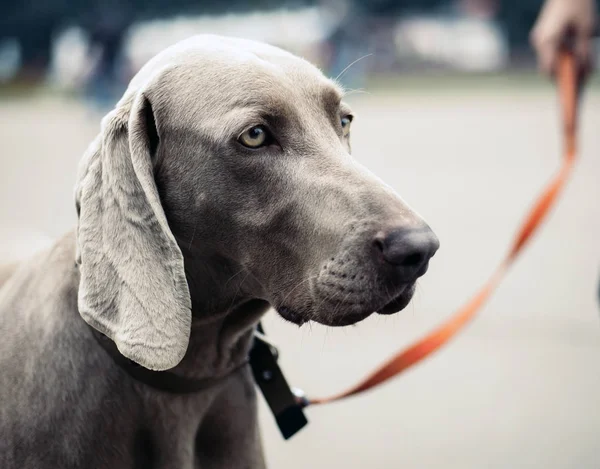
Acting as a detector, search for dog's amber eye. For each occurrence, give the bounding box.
[341,115,352,136]
[239,125,270,148]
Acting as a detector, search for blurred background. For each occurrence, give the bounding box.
[1,0,599,468]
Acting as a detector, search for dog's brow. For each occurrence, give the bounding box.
[321,87,344,111]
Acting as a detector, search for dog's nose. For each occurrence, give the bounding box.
[374,227,439,281]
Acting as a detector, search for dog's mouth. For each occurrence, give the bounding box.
[376,282,416,315]
[276,282,416,327]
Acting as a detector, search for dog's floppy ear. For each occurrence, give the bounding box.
[75,89,191,371]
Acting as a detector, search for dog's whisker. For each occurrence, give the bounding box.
[321,326,329,354]
[279,275,319,306]
[188,220,199,250]
[335,53,373,82]
[225,271,252,313]
[223,267,247,288]
[238,266,268,293]
[344,88,370,96]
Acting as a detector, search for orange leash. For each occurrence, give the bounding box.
[305,50,580,407]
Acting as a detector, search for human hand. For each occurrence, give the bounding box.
[531,0,597,80]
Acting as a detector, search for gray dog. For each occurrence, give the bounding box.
[0,35,439,468]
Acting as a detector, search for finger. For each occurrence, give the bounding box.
[531,20,563,78]
[574,33,593,82]
[537,41,559,77]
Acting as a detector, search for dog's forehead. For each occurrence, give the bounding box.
[134,35,342,111]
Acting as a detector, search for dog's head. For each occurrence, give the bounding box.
[75,35,439,370]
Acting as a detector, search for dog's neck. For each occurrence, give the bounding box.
[79,233,269,382]
[169,298,269,380]
[170,240,269,380]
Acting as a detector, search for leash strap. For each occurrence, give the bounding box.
[305,50,580,407]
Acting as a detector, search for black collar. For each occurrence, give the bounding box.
[90,323,308,439]
[90,327,248,394]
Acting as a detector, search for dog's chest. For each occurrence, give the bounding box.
[97,375,261,469]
